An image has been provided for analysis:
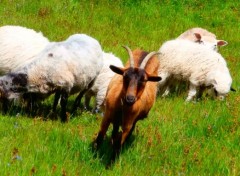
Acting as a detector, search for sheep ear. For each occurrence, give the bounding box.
[109,65,125,75]
[212,79,217,85]
[194,33,202,41]
[217,40,228,47]
[230,87,236,92]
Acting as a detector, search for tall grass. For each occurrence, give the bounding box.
[0,0,239,175]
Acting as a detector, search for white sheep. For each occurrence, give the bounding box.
[0,34,103,121]
[177,27,228,51]
[159,27,229,97]
[84,52,123,113]
[158,39,232,101]
[0,25,50,74]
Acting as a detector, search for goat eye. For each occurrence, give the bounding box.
[138,78,146,85]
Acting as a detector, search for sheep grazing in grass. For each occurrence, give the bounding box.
[84,52,123,113]
[0,25,50,112]
[159,27,229,97]
[0,34,103,122]
[157,39,232,101]
[177,27,228,51]
[93,46,161,165]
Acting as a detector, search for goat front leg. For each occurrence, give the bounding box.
[110,122,134,166]
[93,114,111,150]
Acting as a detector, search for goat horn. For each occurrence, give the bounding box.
[122,46,134,67]
[140,51,160,69]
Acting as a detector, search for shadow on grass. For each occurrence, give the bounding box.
[90,134,136,169]
[0,97,88,121]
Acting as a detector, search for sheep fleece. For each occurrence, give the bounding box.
[0,25,50,74]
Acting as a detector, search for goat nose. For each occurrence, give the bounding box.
[126,95,136,104]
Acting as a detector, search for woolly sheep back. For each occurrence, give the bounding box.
[0,25,50,74]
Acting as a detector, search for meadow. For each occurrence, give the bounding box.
[0,0,239,175]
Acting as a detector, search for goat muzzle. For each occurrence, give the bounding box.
[125,95,136,105]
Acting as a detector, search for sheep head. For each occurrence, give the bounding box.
[109,46,161,105]
[0,73,28,99]
[194,33,228,51]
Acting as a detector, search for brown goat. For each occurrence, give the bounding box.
[93,46,161,164]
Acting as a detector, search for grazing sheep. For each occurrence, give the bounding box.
[0,34,103,121]
[159,27,228,97]
[158,39,232,101]
[0,25,50,112]
[93,46,161,165]
[177,27,228,51]
[84,52,123,113]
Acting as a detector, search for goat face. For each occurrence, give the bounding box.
[110,65,161,105]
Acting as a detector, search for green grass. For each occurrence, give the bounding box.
[0,0,239,175]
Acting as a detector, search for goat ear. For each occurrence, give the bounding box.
[147,75,162,82]
[194,33,202,41]
[109,65,125,75]
[217,40,228,47]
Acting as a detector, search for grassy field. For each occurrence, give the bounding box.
[0,0,239,175]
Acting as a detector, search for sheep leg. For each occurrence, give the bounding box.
[72,78,96,113]
[186,83,197,101]
[84,93,91,111]
[52,90,61,112]
[162,86,170,97]
[60,91,68,122]
[196,86,206,99]
[157,71,170,96]
[93,90,105,114]
[71,89,87,114]
[2,97,9,114]
[24,93,36,114]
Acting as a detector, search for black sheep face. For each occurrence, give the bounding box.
[0,73,28,99]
